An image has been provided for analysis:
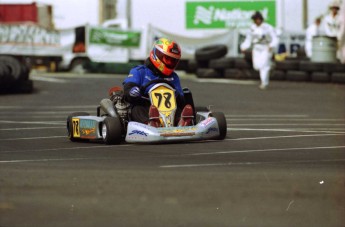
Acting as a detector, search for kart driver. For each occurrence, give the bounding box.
[122,38,194,127]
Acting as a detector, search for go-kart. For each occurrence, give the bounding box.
[67,80,227,144]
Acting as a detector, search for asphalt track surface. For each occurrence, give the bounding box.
[1,72,345,227]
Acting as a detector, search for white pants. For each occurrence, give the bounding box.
[252,44,272,86]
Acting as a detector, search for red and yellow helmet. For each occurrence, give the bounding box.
[149,38,181,76]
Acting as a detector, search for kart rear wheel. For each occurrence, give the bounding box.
[67,112,90,142]
[102,117,122,145]
[211,112,227,140]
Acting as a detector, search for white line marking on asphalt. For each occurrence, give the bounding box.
[0,158,102,163]
[229,123,345,126]
[160,158,345,168]
[188,146,345,156]
[195,78,257,85]
[0,126,64,131]
[286,200,294,211]
[225,115,309,118]
[227,118,345,122]
[0,105,95,110]
[0,144,134,154]
[226,133,345,141]
[0,111,94,115]
[31,76,67,83]
[229,128,345,134]
[0,136,66,141]
[0,120,64,125]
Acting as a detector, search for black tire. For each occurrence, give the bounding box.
[102,117,123,145]
[196,60,209,68]
[67,112,90,142]
[286,70,310,81]
[224,69,245,79]
[0,62,12,92]
[311,72,330,83]
[323,63,345,73]
[271,70,286,80]
[186,59,198,73]
[234,58,252,69]
[195,45,228,61]
[275,60,299,71]
[331,72,345,83]
[0,56,22,81]
[210,112,227,140]
[196,68,222,78]
[209,57,234,70]
[20,63,30,81]
[299,61,324,72]
[195,106,209,112]
[12,80,34,93]
[242,69,260,79]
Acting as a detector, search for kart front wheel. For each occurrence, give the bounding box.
[211,112,227,140]
[101,117,123,145]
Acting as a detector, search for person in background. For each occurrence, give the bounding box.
[241,11,278,90]
[305,16,323,58]
[338,0,345,63]
[322,0,342,38]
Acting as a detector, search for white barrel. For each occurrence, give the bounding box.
[311,36,338,63]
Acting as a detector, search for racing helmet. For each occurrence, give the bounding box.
[149,38,181,76]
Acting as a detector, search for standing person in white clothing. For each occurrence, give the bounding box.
[322,0,341,38]
[241,11,278,90]
[305,17,323,58]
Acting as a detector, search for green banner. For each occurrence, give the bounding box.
[186,0,276,29]
[89,27,141,47]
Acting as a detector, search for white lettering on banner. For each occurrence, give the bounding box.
[0,24,60,45]
[193,6,269,28]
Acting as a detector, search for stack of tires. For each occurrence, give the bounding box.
[194,45,228,78]
[191,45,258,80]
[272,59,345,83]
[0,56,33,94]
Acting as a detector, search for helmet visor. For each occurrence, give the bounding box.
[155,48,179,69]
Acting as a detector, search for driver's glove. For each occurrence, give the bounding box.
[129,86,141,98]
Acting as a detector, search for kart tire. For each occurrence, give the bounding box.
[67,112,90,142]
[195,45,228,61]
[102,117,122,145]
[211,112,227,140]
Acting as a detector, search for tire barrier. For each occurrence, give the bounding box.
[286,70,309,81]
[195,45,228,61]
[0,56,33,94]
[188,45,344,83]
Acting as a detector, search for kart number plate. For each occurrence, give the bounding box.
[72,118,80,138]
[150,85,176,113]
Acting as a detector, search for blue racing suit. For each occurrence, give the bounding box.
[122,60,185,123]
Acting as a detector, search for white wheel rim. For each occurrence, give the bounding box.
[102,124,107,140]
